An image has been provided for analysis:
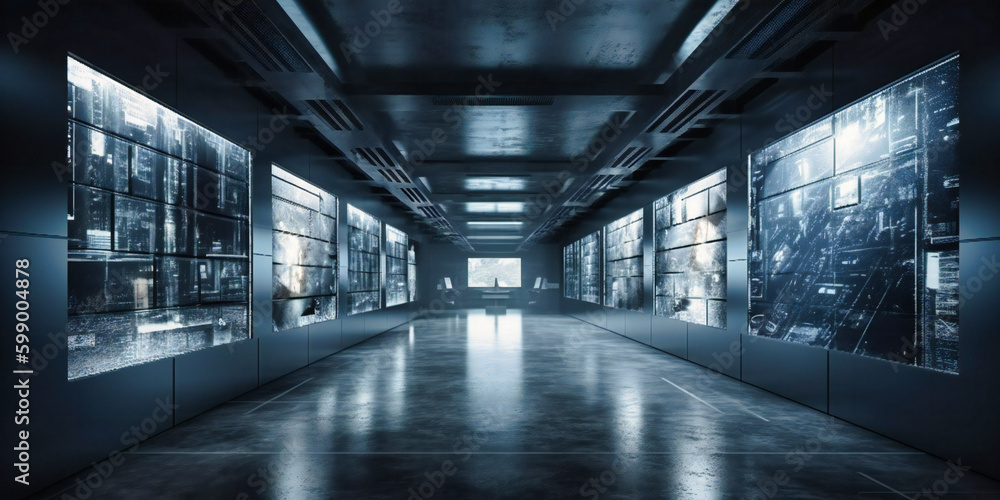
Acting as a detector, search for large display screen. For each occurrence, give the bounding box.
[748,54,960,374]
[271,165,337,332]
[563,241,581,300]
[468,258,521,287]
[67,56,251,380]
[654,169,727,328]
[385,224,409,307]
[580,231,602,304]
[408,244,417,302]
[347,205,381,315]
[605,209,644,310]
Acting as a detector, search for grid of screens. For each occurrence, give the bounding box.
[563,241,581,300]
[347,205,382,315]
[386,224,409,307]
[66,56,251,380]
[605,210,644,310]
[408,245,417,302]
[271,166,337,332]
[749,55,960,374]
[654,169,728,328]
[580,231,602,304]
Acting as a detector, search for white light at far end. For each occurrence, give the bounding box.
[466,235,523,240]
[467,221,523,227]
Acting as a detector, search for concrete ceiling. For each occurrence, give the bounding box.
[162,0,881,251]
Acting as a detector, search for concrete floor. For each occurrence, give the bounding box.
[33,311,1000,499]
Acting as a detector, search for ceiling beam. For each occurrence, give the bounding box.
[410,161,575,175]
[341,82,667,97]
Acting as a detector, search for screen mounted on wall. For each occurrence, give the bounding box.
[385,224,409,307]
[66,56,251,380]
[605,209,644,311]
[347,205,382,315]
[408,244,417,302]
[468,258,521,287]
[271,165,337,332]
[563,241,581,300]
[748,54,960,374]
[580,231,602,304]
[654,168,728,328]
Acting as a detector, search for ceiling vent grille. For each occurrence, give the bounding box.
[647,90,726,134]
[519,207,576,249]
[419,205,444,218]
[353,147,395,168]
[332,100,364,130]
[402,188,429,205]
[211,0,312,72]
[430,96,554,106]
[305,100,364,131]
[428,219,473,250]
[728,0,833,60]
[593,174,621,191]
[611,146,651,170]
[377,168,401,183]
[566,174,620,205]
[379,168,413,184]
[563,146,650,208]
[647,90,696,133]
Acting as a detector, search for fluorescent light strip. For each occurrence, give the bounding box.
[464,202,528,214]
[464,177,529,191]
[467,221,523,227]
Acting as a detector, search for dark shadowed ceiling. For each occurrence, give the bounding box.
[152,0,887,251]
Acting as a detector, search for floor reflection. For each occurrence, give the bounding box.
[465,310,523,425]
[30,310,1000,499]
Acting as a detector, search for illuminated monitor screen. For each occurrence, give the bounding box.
[468,258,521,287]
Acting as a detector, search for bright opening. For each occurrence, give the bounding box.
[468,258,521,287]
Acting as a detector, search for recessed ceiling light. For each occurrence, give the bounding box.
[463,176,529,191]
[466,235,523,240]
[465,202,528,213]
[467,221,523,227]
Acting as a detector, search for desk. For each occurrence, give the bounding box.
[481,290,511,314]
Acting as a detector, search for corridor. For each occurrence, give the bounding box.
[32,311,1000,499]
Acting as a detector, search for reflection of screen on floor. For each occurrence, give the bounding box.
[468,258,521,287]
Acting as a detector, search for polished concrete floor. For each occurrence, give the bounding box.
[34,310,1000,499]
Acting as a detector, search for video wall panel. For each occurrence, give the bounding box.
[580,231,602,304]
[654,169,728,328]
[408,244,417,302]
[749,54,960,374]
[605,209,644,311]
[271,165,338,332]
[563,241,581,300]
[385,224,409,307]
[347,205,382,315]
[66,56,251,380]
